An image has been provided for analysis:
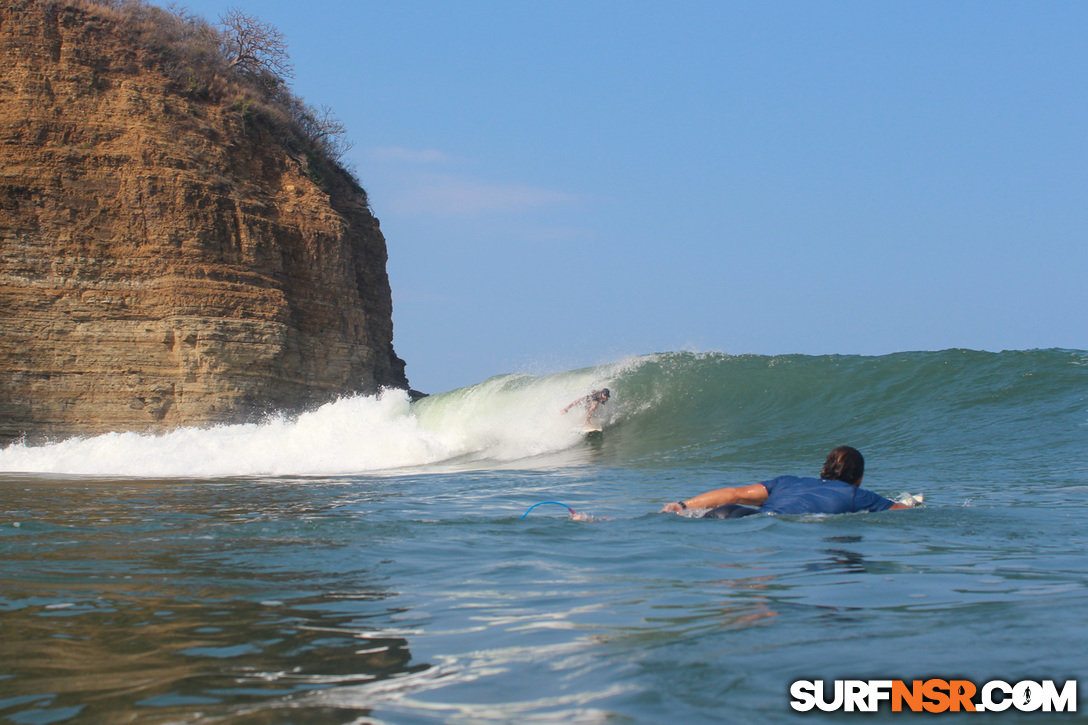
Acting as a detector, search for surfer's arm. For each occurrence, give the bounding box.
[662,483,769,513]
[561,396,586,414]
[888,502,909,510]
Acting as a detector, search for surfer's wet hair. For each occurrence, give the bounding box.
[821,446,864,486]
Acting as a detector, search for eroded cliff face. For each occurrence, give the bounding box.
[0,1,408,444]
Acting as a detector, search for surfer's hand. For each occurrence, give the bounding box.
[661,502,685,514]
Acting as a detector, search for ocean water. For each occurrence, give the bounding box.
[1,349,1086,723]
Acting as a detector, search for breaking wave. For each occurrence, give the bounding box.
[1,349,1084,478]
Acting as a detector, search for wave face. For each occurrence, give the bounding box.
[605,349,1088,488]
[0,349,1084,479]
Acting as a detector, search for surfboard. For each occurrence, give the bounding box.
[582,425,603,437]
[894,492,924,507]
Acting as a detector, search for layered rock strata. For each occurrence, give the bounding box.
[0,1,408,444]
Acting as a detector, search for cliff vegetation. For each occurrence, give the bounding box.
[0,0,409,444]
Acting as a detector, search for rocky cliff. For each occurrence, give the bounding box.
[0,0,408,444]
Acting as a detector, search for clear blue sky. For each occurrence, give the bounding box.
[175,0,1086,394]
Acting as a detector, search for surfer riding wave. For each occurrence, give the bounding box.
[561,388,610,427]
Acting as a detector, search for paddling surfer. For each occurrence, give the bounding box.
[661,446,913,517]
[562,388,610,425]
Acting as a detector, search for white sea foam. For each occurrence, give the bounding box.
[0,363,633,478]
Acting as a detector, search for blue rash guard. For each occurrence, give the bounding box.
[758,476,895,515]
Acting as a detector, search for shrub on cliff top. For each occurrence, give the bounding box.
[58,0,363,197]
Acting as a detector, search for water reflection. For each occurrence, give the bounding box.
[0,592,427,723]
[692,534,896,634]
[0,477,430,723]
[798,535,867,574]
[813,548,867,574]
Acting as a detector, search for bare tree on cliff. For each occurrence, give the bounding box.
[308,105,355,162]
[218,8,294,83]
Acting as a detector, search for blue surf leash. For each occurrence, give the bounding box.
[520,501,576,518]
